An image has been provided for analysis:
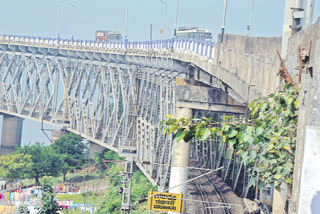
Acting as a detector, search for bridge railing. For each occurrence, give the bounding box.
[0,34,215,59]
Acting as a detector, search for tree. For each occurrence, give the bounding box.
[131,170,155,203]
[162,83,299,188]
[50,133,88,182]
[93,148,109,170]
[98,186,122,214]
[16,143,65,184]
[39,176,61,214]
[94,150,125,170]
[0,153,33,182]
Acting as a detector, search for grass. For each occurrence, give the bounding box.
[132,201,167,214]
[56,190,105,206]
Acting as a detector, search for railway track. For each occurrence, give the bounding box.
[187,159,245,214]
[190,168,231,214]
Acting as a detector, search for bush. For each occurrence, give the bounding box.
[97,186,122,214]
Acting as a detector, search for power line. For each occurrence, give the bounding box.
[138,161,218,171]
[103,159,221,171]
[134,167,223,206]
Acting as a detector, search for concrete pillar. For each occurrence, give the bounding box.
[281,0,294,58]
[88,142,105,158]
[168,107,192,214]
[0,114,24,155]
[51,129,68,143]
[272,183,290,214]
[298,126,320,214]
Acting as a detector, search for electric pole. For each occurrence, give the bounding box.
[220,0,227,43]
[174,0,179,37]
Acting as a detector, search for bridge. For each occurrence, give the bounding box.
[0,34,280,212]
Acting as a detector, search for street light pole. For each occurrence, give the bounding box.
[160,0,168,39]
[56,0,77,38]
[125,0,128,40]
[174,0,179,37]
[249,0,254,36]
[220,0,227,43]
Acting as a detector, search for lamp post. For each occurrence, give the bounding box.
[56,0,77,38]
[174,0,179,37]
[249,0,254,36]
[220,0,227,43]
[160,0,168,39]
[125,0,128,41]
[216,0,228,67]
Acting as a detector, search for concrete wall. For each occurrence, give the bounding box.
[286,17,320,214]
[172,34,282,103]
[216,34,282,98]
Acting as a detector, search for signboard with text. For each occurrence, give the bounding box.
[147,190,184,213]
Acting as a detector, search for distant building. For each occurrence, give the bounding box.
[96,30,122,42]
[176,27,212,41]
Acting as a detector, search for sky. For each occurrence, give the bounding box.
[0,0,319,146]
[0,0,297,41]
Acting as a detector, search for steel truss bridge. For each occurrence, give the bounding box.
[0,35,265,208]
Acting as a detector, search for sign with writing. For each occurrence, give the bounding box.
[147,190,184,213]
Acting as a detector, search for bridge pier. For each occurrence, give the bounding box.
[0,114,24,155]
[168,107,192,213]
[88,142,105,158]
[51,129,69,143]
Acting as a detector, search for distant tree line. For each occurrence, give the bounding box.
[0,133,88,184]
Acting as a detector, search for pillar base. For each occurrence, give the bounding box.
[0,114,23,156]
[168,107,192,214]
[51,129,69,143]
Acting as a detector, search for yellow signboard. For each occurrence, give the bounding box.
[147,190,184,213]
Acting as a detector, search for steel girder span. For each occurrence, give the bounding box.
[0,43,186,188]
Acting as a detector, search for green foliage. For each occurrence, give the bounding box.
[98,186,122,214]
[94,149,125,173]
[51,133,88,182]
[0,153,33,181]
[56,191,100,205]
[103,150,125,168]
[131,171,156,203]
[15,143,64,184]
[19,205,30,214]
[97,165,123,214]
[94,148,109,170]
[98,168,156,214]
[39,176,61,214]
[161,83,299,188]
[106,165,123,186]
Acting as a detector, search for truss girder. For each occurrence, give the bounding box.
[0,51,176,188]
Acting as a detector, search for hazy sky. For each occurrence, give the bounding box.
[0,0,320,145]
[0,0,303,41]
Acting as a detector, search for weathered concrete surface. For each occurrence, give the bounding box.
[272,184,289,214]
[297,126,320,214]
[0,114,23,155]
[175,78,246,114]
[88,142,105,158]
[216,34,282,98]
[51,129,68,143]
[172,34,282,103]
[168,107,192,214]
[287,17,320,214]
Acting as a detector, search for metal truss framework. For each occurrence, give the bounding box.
[0,44,178,188]
[191,110,256,199]
[0,40,249,193]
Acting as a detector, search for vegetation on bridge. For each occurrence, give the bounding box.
[161,83,299,188]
